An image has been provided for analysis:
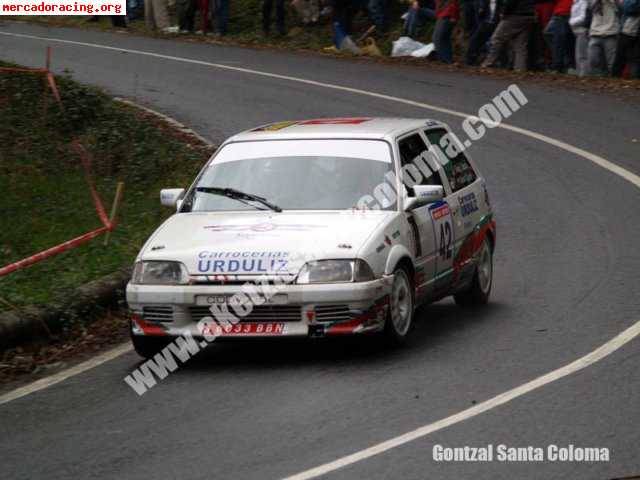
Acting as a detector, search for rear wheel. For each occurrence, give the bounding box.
[454,236,493,306]
[131,332,171,359]
[383,265,415,344]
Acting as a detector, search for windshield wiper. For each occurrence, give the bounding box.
[195,187,283,212]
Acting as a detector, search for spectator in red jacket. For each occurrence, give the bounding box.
[543,0,576,71]
[433,0,460,62]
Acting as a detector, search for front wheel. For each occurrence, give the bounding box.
[454,236,493,306]
[383,265,415,344]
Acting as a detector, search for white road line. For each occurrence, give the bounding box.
[284,322,640,480]
[1,29,640,478]
[0,343,132,406]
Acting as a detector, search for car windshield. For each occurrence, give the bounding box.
[185,139,395,211]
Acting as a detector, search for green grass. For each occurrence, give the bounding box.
[0,65,213,312]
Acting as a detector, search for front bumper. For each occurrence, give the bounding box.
[127,276,392,338]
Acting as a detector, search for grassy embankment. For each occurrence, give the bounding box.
[0,64,213,314]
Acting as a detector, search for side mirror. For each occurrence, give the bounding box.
[160,188,185,209]
[404,185,444,211]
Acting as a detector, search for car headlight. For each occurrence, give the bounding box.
[296,259,375,284]
[132,261,189,285]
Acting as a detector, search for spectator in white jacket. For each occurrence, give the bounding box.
[570,0,591,75]
[587,0,621,75]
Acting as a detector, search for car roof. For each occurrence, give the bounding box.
[227,117,446,142]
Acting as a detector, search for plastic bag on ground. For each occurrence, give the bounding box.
[391,36,434,57]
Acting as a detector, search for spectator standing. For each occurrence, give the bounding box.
[588,0,621,75]
[178,0,196,32]
[534,0,555,67]
[403,0,436,37]
[544,0,575,71]
[612,0,640,77]
[196,0,210,33]
[482,0,536,70]
[466,0,502,64]
[145,0,173,31]
[570,0,592,75]
[461,0,478,36]
[213,0,230,35]
[433,0,461,63]
[263,0,286,35]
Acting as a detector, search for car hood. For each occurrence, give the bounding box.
[139,210,393,276]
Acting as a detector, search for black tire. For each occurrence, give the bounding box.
[383,264,415,345]
[131,332,171,359]
[454,236,493,307]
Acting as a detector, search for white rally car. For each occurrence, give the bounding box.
[127,118,496,357]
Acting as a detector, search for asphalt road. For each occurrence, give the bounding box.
[1,21,640,480]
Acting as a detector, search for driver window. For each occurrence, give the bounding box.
[397,134,443,188]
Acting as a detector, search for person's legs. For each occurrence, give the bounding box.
[111,15,127,27]
[433,17,454,63]
[466,21,494,64]
[603,35,617,74]
[543,15,560,68]
[483,18,515,67]
[405,7,436,36]
[511,16,533,71]
[145,0,156,29]
[276,0,286,34]
[574,31,589,76]
[262,0,273,33]
[152,0,170,29]
[588,36,605,75]
[612,34,630,77]
[177,0,194,31]
[462,0,477,37]
[629,36,640,78]
[215,0,229,34]
[198,0,209,32]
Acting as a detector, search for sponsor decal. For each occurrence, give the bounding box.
[458,192,479,216]
[325,295,389,335]
[430,203,450,220]
[299,118,371,125]
[391,230,401,239]
[197,250,290,274]
[201,322,286,336]
[452,215,495,280]
[250,118,370,131]
[132,314,167,336]
[251,121,298,132]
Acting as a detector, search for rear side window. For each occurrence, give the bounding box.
[397,134,443,187]
[424,128,477,192]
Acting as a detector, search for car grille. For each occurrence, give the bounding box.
[314,304,352,323]
[189,305,302,323]
[142,306,174,322]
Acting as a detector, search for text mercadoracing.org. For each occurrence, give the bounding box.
[433,444,610,463]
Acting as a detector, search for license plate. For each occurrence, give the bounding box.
[201,322,287,336]
[196,294,288,306]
